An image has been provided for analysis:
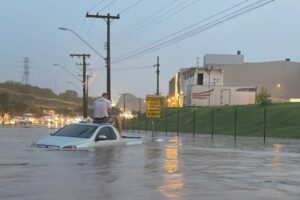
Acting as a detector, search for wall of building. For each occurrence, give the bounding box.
[204,53,244,67]
[222,61,300,100]
[189,85,256,106]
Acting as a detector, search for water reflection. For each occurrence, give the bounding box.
[272,144,284,169]
[159,137,184,200]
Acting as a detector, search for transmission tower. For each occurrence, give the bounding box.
[22,57,30,85]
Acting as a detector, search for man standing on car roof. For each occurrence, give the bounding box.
[93,92,123,136]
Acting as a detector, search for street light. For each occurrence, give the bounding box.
[58,27,116,100]
[54,63,90,118]
[58,27,105,60]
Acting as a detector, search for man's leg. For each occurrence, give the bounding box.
[110,115,123,136]
[115,116,123,136]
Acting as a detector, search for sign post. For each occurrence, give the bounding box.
[146,95,162,137]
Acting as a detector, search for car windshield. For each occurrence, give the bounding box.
[53,124,98,139]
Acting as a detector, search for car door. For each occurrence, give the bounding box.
[94,126,118,147]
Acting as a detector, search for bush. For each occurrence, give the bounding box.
[256,87,271,105]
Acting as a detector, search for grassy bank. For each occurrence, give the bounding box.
[126,103,300,138]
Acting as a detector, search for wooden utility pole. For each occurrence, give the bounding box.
[86,13,120,100]
[154,56,160,95]
[70,53,90,118]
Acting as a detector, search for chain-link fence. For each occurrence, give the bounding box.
[124,103,300,142]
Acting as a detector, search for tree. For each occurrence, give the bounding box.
[10,99,27,115]
[256,87,271,105]
[59,90,78,100]
[0,92,11,124]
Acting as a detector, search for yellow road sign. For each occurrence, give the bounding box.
[146,95,161,118]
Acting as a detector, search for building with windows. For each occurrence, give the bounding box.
[168,66,255,107]
[169,51,300,106]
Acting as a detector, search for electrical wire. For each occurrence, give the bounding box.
[119,0,144,14]
[96,65,153,71]
[88,0,106,12]
[113,0,180,39]
[113,65,153,71]
[113,0,274,63]
[86,0,118,46]
[97,0,118,13]
[114,0,199,46]
[114,0,251,60]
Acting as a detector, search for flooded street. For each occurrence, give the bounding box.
[1,127,300,200]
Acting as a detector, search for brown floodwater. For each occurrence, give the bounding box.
[0,126,300,200]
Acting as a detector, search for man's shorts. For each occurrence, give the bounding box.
[93,117,110,124]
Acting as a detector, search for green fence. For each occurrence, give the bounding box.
[124,103,300,142]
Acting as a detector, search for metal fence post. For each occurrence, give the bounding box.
[145,118,148,133]
[234,107,237,141]
[193,109,196,138]
[263,106,267,143]
[165,110,168,136]
[154,118,157,135]
[132,118,135,132]
[177,110,179,136]
[138,114,140,133]
[123,118,126,131]
[211,108,214,140]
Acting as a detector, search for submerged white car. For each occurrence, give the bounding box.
[32,123,143,150]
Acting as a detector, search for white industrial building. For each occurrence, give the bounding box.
[168,65,255,107]
[168,51,300,107]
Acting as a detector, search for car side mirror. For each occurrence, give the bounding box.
[96,135,107,141]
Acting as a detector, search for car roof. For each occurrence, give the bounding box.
[75,122,113,127]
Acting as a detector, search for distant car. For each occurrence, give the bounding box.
[32,123,143,150]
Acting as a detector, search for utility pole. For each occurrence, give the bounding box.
[154,56,160,95]
[70,53,90,118]
[86,13,120,100]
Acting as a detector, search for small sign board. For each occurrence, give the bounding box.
[146,95,161,118]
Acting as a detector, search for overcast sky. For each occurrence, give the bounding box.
[1,0,299,103]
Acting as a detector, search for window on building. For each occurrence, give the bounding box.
[197,73,203,85]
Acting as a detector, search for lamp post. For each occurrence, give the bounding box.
[58,27,105,60]
[58,27,112,100]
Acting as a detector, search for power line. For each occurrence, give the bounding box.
[119,0,144,14]
[96,65,153,71]
[113,0,179,39]
[113,0,273,63]
[97,0,118,13]
[86,0,118,35]
[113,65,153,71]
[114,0,199,45]
[114,0,251,61]
[88,0,106,12]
